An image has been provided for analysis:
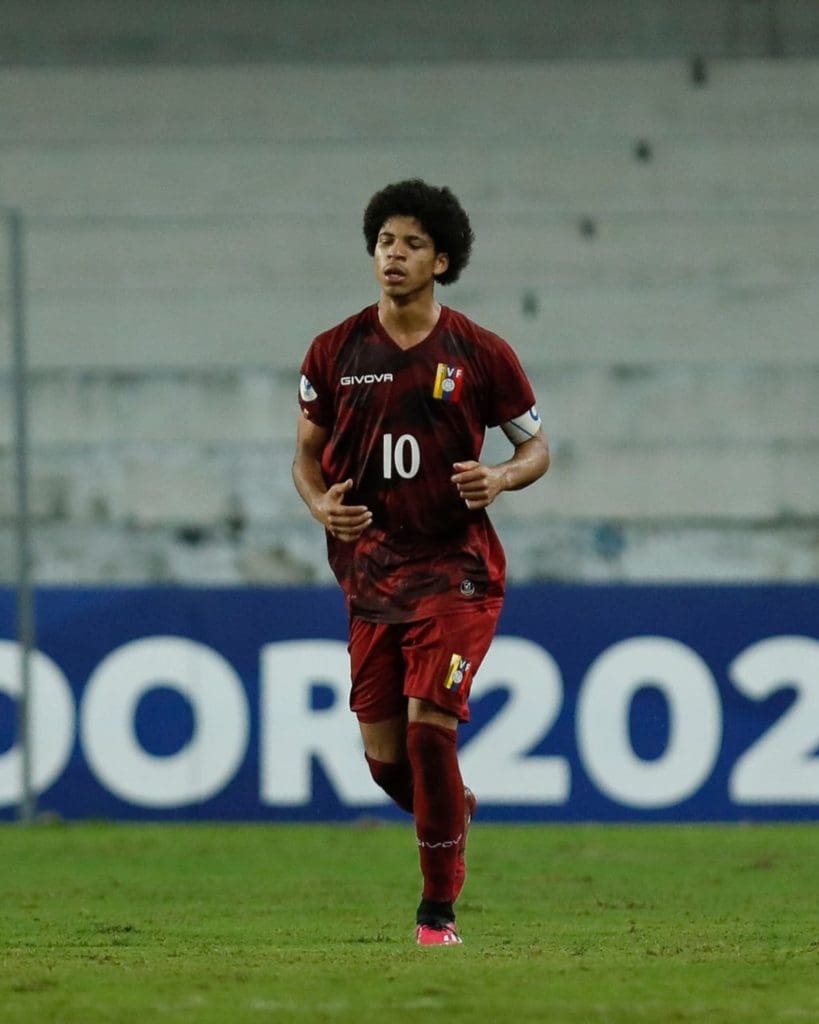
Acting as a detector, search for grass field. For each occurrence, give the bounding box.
[1,821,817,1023]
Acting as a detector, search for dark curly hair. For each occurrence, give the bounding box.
[362,179,474,286]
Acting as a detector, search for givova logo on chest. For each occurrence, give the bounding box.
[339,373,394,386]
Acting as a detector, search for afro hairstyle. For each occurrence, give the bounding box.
[362,179,475,286]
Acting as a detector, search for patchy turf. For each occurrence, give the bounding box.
[0,821,816,1023]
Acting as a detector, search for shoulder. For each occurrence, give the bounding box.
[443,306,518,360]
[310,305,374,354]
[445,306,511,349]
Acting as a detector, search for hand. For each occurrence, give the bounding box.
[311,479,372,542]
[451,461,505,510]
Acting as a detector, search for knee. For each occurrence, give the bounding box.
[358,715,407,763]
[365,752,414,813]
[407,697,458,731]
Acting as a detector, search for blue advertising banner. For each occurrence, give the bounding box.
[0,584,817,821]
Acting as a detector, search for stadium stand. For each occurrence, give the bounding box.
[1,4,818,582]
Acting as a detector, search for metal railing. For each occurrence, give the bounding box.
[3,206,36,823]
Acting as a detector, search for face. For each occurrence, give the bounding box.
[373,216,449,300]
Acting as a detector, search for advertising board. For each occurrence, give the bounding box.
[0,585,816,821]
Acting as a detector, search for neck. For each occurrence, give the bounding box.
[378,291,441,346]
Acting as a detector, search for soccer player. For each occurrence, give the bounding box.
[292,179,549,946]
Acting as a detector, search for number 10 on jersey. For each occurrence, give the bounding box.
[382,433,421,480]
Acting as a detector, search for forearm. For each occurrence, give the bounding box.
[496,433,550,493]
[293,445,371,541]
[451,433,549,510]
[292,453,328,520]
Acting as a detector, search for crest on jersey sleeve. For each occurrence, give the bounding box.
[299,374,318,402]
[432,363,465,402]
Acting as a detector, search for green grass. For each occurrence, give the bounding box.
[0,821,817,1023]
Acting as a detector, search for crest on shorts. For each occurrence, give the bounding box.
[444,653,472,692]
[432,363,464,402]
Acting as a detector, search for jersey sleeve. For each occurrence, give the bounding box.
[298,338,335,428]
[483,337,538,428]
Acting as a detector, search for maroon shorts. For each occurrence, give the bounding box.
[348,601,503,724]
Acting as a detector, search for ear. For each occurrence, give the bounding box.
[434,252,450,278]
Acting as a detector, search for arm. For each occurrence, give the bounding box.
[292,411,372,542]
[451,430,550,511]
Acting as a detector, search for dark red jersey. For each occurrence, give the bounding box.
[298,304,537,623]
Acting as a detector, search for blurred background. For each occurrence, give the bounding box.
[2,0,818,588]
[1,2,818,824]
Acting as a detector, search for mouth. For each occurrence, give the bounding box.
[384,267,407,283]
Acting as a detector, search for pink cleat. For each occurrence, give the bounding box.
[453,786,477,901]
[416,921,463,946]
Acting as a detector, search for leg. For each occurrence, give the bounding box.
[406,697,465,923]
[406,699,476,904]
[408,698,457,732]
[359,715,414,814]
[348,619,415,812]
[401,606,502,941]
[359,714,407,763]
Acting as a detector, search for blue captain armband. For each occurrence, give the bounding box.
[500,406,542,445]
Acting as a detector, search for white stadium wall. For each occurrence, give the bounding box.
[1,59,818,582]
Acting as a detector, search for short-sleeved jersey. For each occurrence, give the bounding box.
[298,304,537,623]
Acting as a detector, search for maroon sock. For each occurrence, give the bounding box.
[365,754,414,814]
[406,721,465,904]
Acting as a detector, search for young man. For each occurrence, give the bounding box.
[292,179,549,946]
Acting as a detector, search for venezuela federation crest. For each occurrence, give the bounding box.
[432,363,465,402]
